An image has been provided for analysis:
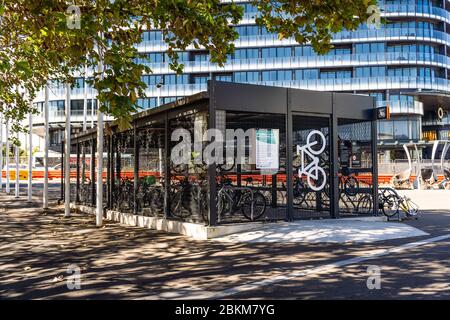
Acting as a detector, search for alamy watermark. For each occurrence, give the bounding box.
[66,5,81,30]
[366,265,381,290]
[66,264,82,290]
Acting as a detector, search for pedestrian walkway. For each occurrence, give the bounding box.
[213,220,428,243]
[0,193,448,299]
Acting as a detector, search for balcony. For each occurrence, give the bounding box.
[33,110,113,125]
[239,4,450,24]
[142,77,450,98]
[145,52,450,74]
[137,27,450,52]
[377,100,424,115]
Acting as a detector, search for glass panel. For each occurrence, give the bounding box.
[216,112,287,223]
[292,115,330,218]
[338,119,374,216]
[168,110,209,223]
[112,131,135,212]
[79,140,94,206]
[136,120,166,217]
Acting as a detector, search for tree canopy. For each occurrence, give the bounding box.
[0,0,377,132]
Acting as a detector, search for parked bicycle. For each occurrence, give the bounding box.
[170,176,208,221]
[379,188,419,218]
[360,188,420,218]
[217,176,267,221]
[337,167,359,196]
[114,177,135,212]
[79,180,91,204]
[138,176,164,216]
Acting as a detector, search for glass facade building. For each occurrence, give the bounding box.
[32,0,450,158]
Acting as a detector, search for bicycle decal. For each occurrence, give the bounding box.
[296,130,327,192]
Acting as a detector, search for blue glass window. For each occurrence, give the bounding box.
[234,71,260,83]
[215,74,233,82]
[142,31,162,42]
[192,74,210,84]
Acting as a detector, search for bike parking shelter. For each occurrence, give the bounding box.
[67,81,378,234]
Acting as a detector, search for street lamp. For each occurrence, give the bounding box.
[156,81,164,107]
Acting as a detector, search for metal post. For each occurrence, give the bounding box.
[64,82,71,217]
[0,113,3,193]
[133,125,139,214]
[83,64,88,132]
[96,117,103,227]
[15,131,19,198]
[91,140,95,206]
[107,134,112,209]
[91,97,95,128]
[331,94,340,219]
[156,83,162,107]
[76,142,80,203]
[271,174,277,208]
[207,81,218,226]
[109,134,114,209]
[158,148,163,176]
[371,101,379,216]
[61,141,64,202]
[96,35,104,227]
[286,90,294,221]
[27,112,33,202]
[163,112,169,219]
[5,119,10,194]
[43,85,49,209]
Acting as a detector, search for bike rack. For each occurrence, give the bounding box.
[378,187,402,221]
[400,142,422,189]
[430,140,450,189]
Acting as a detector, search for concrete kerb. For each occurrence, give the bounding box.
[70,203,264,240]
[69,203,387,240]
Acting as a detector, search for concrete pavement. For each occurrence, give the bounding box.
[0,192,449,299]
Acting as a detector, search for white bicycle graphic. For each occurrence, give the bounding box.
[296,130,327,191]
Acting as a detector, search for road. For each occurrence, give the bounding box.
[0,192,449,299]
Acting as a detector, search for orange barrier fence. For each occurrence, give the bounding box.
[1,170,446,185]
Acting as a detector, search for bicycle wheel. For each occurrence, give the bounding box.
[344,176,359,197]
[170,189,192,218]
[241,191,267,221]
[150,188,164,215]
[217,192,231,221]
[293,182,306,206]
[381,194,399,218]
[357,194,373,214]
[405,199,419,217]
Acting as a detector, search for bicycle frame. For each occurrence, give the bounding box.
[217,185,254,221]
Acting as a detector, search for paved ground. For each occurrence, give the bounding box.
[0,189,449,299]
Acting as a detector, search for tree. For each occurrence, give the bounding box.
[0,0,377,132]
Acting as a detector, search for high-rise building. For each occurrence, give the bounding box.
[31,0,450,159]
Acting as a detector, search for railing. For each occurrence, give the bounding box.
[379,159,450,176]
[137,27,450,52]
[35,87,98,102]
[142,77,450,98]
[240,5,450,23]
[145,52,450,74]
[32,110,113,124]
[377,100,424,115]
[33,77,450,105]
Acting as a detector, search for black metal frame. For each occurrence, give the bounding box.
[67,81,377,226]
